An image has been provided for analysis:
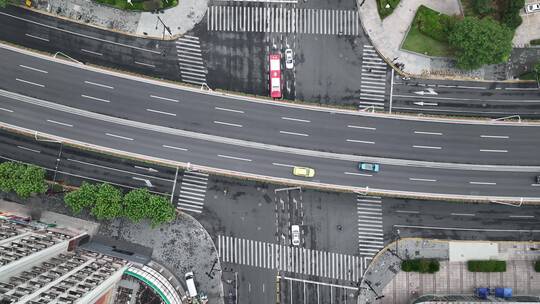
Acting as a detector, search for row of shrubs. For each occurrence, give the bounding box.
[468,260,507,272]
[401,259,440,273]
[530,39,540,46]
[535,260,540,272]
[65,182,176,227]
[401,259,514,273]
[0,162,47,198]
[413,5,456,43]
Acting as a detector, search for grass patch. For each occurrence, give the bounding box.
[402,26,454,57]
[376,0,401,19]
[467,260,506,272]
[518,71,537,80]
[401,259,440,273]
[93,0,178,11]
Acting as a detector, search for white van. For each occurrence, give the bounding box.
[185,272,198,298]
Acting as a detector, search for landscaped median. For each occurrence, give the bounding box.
[376,0,401,19]
[93,0,178,11]
[467,260,507,272]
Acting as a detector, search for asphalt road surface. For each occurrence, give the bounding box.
[1,46,540,198]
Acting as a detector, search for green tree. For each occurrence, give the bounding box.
[448,17,513,70]
[64,182,98,214]
[146,194,175,228]
[534,62,540,82]
[91,183,123,220]
[0,0,9,8]
[472,0,494,16]
[0,162,47,198]
[123,188,152,222]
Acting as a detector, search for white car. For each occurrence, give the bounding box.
[291,225,300,246]
[285,49,294,69]
[526,3,540,13]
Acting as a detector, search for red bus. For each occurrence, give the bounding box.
[269,54,281,98]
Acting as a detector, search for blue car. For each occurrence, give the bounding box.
[359,162,380,172]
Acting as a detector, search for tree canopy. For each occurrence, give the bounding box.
[448,17,513,70]
[123,188,152,222]
[0,162,47,198]
[91,183,123,220]
[64,182,98,214]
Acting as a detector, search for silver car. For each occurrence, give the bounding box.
[526,3,540,13]
[291,225,300,246]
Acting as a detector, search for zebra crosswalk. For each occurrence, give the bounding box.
[218,235,364,281]
[175,36,208,85]
[359,45,388,110]
[207,6,360,36]
[176,171,209,213]
[357,195,384,257]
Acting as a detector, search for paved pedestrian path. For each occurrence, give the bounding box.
[176,171,209,213]
[217,235,364,282]
[359,45,388,110]
[175,36,208,85]
[207,5,360,35]
[357,195,384,257]
[357,0,461,76]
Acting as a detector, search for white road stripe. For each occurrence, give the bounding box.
[509,215,534,218]
[214,121,243,127]
[19,65,48,74]
[135,61,156,68]
[218,154,252,162]
[279,131,309,137]
[162,144,188,151]
[409,178,437,182]
[480,149,508,153]
[346,139,375,144]
[81,48,103,56]
[412,145,441,150]
[347,125,376,130]
[84,80,114,89]
[414,131,442,136]
[25,33,49,42]
[0,107,14,113]
[272,163,295,168]
[150,95,180,103]
[344,172,372,177]
[46,119,73,127]
[480,135,509,139]
[81,94,110,103]
[281,116,311,123]
[17,146,40,153]
[396,210,420,214]
[215,107,245,113]
[15,78,44,87]
[105,133,134,141]
[469,181,496,185]
[146,108,177,116]
[451,213,475,216]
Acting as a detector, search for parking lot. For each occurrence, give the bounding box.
[513,0,540,46]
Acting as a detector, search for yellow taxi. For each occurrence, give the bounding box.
[292,166,315,178]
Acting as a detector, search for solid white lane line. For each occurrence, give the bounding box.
[84,80,114,89]
[456,85,486,89]
[15,78,44,87]
[480,135,509,139]
[480,149,508,153]
[135,61,156,68]
[395,224,540,233]
[509,215,535,218]
[146,108,177,116]
[81,48,103,56]
[451,213,475,216]
[409,178,437,182]
[215,107,245,114]
[414,131,442,136]
[19,65,48,74]
[105,133,134,141]
[344,172,372,177]
[346,139,375,144]
[272,163,295,168]
[214,121,243,128]
[532,184,540,187]
[46,119,73,127]
[469,181,496,185]
[279,131,309,137]
[412,145,441,150]
[162,144,188,151]
[81,94,110,103]
[396,210,420,214]
[347,125,376,130]
[0,107,13,113]
[150,95,180,103]
[281,116,311,123]
[218,154,252,162]
[17,146,40,153]
[25,33,49,42]
[505,87,538,91]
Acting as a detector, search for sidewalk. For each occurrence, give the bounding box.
[358,239,540,304]
[357,0,476,78]
[29,0,208,39]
